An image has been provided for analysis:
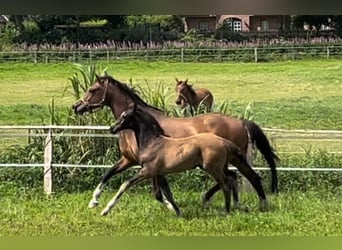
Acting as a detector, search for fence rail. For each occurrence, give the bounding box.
[2,45,342,63]
[1,125,342,194]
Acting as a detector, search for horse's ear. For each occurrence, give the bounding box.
[184,79,188,84]
[133,102,138,112]
[132,102,138,112]
[175,77,180,84]
[95,73,101,83]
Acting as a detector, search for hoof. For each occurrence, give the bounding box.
[175,210,182,217]
[202,201,210,209]
[259,199,269,212]
[234,204,249,212]
[100,209,109,216]
[218,210,229,216]
[201,193,211,209]
[88,200,99,208]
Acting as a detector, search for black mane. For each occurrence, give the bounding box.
[135,107,167,138]
[100,75,163,112]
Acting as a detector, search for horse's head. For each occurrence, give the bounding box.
[175,78,191,108]
[72,74,110,115]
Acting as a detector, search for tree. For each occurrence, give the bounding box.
[98,15,125,28]
[293,15,333,31]
[125,15,183,31]
[8,15,26,33]
[331,15,342,37]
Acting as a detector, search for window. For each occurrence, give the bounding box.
[260,20,269,31]
[224,18,242,32]
[199,22,209,31]
[233,20,242,31]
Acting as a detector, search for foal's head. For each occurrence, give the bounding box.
[110,103,166,138]
[73,74,112,114]
[175,78,195,108]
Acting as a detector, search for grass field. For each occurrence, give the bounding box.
[0,59,341,236]
[1,59,341,152]
[0,185,341,236]
[0,60,342,128]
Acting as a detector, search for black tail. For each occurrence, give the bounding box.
[243,119,279,194]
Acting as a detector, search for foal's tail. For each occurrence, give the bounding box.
[242,119,279,194]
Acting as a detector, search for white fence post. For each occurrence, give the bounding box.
[44,128,53,194]
[181,48,184,63]
[254,47,258,63]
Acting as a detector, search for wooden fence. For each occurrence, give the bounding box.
[0,125,342,194]
[1,45,342,63]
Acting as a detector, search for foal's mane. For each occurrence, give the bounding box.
[134,107,167,138]
[100,75,163,112]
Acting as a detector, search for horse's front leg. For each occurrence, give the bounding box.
[88,156,136,208]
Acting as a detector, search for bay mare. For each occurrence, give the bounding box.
[72,75,279,211]
[175,78,214,116]
[100,103,267,216]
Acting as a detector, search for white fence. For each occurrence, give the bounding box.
[0,125,342,194]
[1,45,342,63]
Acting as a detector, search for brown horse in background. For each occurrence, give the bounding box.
[101,103,268,216]
[72,74,279,213]
[175,78,214,116]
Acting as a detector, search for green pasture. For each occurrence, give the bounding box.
[1,59,341,154]
[0,60,341,236]
[0,59,341,128]
[1,60,342,105]
[0,184,341,236]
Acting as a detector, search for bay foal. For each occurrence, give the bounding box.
[100,103,268,216]
[175,78,214,116]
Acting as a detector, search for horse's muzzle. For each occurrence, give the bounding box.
[109,123,121,135]
[72,100,88,115]
[109,124,116,134]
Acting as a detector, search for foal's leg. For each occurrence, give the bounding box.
[206,169,232,213]
[202,170,240,209]
[88,156,136,208]
[100,170,148,216]
[155,175,182,216]
[152,177,163,203]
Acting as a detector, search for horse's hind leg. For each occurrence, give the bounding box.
[232,155,269,211]
[157,175,182,217]
[89,156,135,208]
